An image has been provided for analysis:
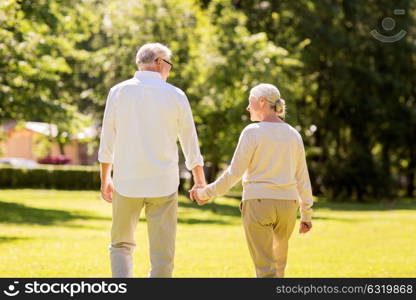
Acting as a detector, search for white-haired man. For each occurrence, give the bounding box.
[98,43,205,278]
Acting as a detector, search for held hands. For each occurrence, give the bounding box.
[188,183,209,206]
[299,221,312,234]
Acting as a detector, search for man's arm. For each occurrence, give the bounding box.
[191,165,206,186]
[177,92,205,198]
[98,88,117,203]
[189,165,206,202]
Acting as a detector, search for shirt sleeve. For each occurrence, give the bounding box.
[98,88,117,164]
[295,137,314,222]
[177,93,204,170]
[197,128,257,200]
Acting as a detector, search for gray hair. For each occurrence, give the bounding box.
[249,83,286,118]
[135,43,172,67]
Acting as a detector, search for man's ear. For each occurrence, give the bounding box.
[155,58,161,71]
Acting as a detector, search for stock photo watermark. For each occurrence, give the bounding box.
[371,9,407,43]
[2,280,127,297]
[3,281,20,297]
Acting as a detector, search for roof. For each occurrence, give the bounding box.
[2,121,98,140]
[25,122,58,137]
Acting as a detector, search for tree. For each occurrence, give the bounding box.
[188,0,299,181]
[225,0,416,200]
[0,0,99,153]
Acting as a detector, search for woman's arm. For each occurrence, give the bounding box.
[295,138,314,222]
[197,127,257,200]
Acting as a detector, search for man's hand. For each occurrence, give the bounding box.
[299,221,312,234]
[188,183,205,202]
[100,162,113,203]
[100,179,114,203]
[188,180,210,206]
[194,189,210,206]
[190,165,206,201]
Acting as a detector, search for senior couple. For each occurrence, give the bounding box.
[98,43,313,278]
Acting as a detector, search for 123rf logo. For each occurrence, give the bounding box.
[3,281,127,297]
[3,281,20,297]
[371,9,407,43]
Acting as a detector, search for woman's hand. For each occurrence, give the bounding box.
[196,197,209,206]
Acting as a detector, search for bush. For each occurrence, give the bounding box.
[0,165,100,190]
[0,165,190,192]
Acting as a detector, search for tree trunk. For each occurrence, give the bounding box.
[58,142,65,155]
[407,146,416,198]
[381,143,392,198]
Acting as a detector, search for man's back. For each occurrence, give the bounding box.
[98,71,203,197]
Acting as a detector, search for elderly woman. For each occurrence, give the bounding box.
[191,83,313,278]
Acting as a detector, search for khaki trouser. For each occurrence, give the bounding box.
[109,190,178,278]
[241,199,299,278]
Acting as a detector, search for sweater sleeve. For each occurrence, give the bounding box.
[295,137,314,222]
[197,127,256,200]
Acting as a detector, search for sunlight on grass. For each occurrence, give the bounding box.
[0,189,415,277]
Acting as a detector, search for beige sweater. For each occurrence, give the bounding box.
[197,122,313,222]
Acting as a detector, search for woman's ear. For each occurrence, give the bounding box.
[258,96,266,108]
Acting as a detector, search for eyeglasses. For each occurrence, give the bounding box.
[155,58,173,69]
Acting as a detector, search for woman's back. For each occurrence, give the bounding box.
[235,122,305,201]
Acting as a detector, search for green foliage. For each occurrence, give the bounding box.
[0,0,99,148]
[210,0,416,200]
[1,0,415,201]
[0,165,190,192]
[33,134,53,159]
[0,166,101,190]
[186,0,299,179]
[84,0,209,112]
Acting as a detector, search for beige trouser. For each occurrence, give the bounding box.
[109,190,178,278]
[241,198,299,278]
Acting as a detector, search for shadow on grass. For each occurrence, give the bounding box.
[313,200,416,211]
[0,201,110,226]
[179,200,357,223]
[178,197,412,223]
[0,236,32,244]
[179,200,240,218]
[179,217,231,225]
[138,216,232,225]
[189,194,416,212]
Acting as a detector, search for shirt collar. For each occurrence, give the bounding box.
[134,71,163,80]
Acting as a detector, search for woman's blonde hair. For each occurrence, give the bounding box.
[249,83,286,118]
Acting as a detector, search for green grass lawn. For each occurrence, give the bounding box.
[0,189,415,277]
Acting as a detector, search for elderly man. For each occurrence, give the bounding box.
[98,43,205,278]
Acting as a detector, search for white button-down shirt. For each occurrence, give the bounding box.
[98,71,204,197]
